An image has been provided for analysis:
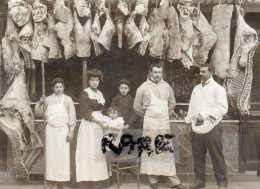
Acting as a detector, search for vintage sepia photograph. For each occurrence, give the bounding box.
[0,0,260,189]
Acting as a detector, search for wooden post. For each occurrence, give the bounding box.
[41,60,47,188]
[82,58,88,90]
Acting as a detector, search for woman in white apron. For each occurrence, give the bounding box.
[35,78,76,189]
[76,69,108,188]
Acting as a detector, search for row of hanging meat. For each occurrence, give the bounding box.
[1,0,259,79]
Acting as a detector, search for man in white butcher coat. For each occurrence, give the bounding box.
[186,63,228,189]
[134,64,187,189]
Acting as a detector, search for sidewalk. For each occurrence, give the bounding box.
[1,182,260,189]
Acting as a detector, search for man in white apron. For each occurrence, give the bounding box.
[134,64,187,189]
[186,64,228,189]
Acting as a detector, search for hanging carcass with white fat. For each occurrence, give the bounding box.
[90,11,105,56]
[73,0,92,57]
[166,4,182,62]
[97,9,116,51]
[124,12,143,49]
[147,8,169,59]
[31,0,49,62]
[115,0,129,49]
[42,13,63,59]
[210,4,234,79]
[133,0,148,16]
[2,0,33,76]
[177,0,194,68]
[136,15,150,56]
[225,5,259,115]
[54,0,76,60]
[229,5,258,78]
[190,8,217,67]
[0,72,43,179]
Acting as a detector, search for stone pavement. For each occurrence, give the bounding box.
[1,182,260,189]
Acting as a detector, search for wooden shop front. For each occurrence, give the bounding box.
[0,0,260,185]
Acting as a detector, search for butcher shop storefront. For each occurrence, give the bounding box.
[0,0,260,188]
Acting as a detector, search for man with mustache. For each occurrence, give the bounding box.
[134,64,187,189]
[186,63,228,189]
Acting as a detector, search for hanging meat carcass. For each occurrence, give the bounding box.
[54,0,76,60]
[96,0,107,17]
[97,10,116,51]
[158,0,170,20]
[8,0,31,27]
[210,4,234,79]
[177,0,194,68]
[166,4,182,62]
[2,0,33,76]
[115,0,129,49]
[225,5,259,115]
[133,0,149,16]
[190,8,217,67]
[136,15,150,56]
[42,13,63,59]
[73,0,92,57]
[124,12,143,49]
[19,18,35,70]
[31,0,49,62]
[74,0,91,18]
[0,72,43,179]
[90,11,105,56]
[147,8,169,59]
[229,5,258,78]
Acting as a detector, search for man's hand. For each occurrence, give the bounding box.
[124,124,129,129]
[196,113,204,122]
[66,131,74,142]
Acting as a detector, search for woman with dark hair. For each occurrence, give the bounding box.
[35,78,76,189]
[76,69,109,187]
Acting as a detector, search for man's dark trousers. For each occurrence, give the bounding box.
[191,123,228,187]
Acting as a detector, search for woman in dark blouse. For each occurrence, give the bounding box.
[75,69,108,186]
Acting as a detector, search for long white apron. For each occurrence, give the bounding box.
[46,97,70,181]
[76,111,109,182]
[140,87,177,176]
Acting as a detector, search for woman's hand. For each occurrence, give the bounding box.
[39,95,46,105]
[124,124,129,129]
[66,131,74,142]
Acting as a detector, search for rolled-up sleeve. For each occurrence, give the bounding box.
[133,86,145,117]
[67,97,76,128]
[168,85,176,115]
[35,98,48,118]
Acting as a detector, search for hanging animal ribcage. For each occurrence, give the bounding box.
[225,43,259,115]
[0,72,43,179]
